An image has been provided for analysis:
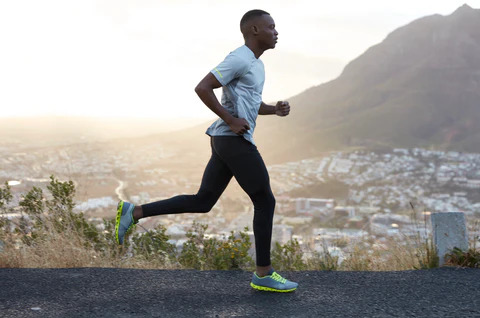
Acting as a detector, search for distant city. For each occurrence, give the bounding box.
[2,138,480,260]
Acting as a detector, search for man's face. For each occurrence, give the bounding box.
[255,15,278,50]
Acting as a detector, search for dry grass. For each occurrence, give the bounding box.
[1,232,108,268]
[340,237,425,271]
[304,234,437,272]
[1,226,437,271]
[0,231,180,269]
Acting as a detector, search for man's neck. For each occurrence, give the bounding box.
[245,41,265,59]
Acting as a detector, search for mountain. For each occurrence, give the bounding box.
[253,4,480,162]
[153,4,480,164]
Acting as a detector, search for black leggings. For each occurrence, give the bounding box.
[141,136,275,266]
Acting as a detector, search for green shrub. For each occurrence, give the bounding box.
[271,238,306,271]
[178,222,254,270]
[46,175,75,216]
[0,182,13,211]
[1,176,104,251]
[0,182,13,240]
[444,247,480,268]
[208,228,254,270]
[19,186,45,216]
[132,225,176,264]
[178,222,205,269]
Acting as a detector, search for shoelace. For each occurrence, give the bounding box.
[271,272,287,284]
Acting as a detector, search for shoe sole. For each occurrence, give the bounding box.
[250,282,297,293]
[115,201,124,244]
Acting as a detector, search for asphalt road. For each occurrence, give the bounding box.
[1,267,479,317]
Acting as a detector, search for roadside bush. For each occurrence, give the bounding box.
[444,247,480,268]
[271,238,306,271]
[18,176,103,250]
[213,228,254,270]
[132,225,177,265]
[0,176,108,267]
[179,222,254,270]
[0,182,13,241]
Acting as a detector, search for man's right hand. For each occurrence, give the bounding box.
[195,73,250,135]
[228,117,250,135]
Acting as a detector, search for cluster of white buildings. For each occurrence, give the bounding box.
[269,148,480,216]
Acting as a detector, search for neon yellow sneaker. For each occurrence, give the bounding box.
[115,200,137,244]
[250,270,298,292]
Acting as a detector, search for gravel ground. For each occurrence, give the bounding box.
[1,267,479,317]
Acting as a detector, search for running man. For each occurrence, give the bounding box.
[115,9,298,292]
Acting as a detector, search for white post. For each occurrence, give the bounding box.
[431,212,469,266]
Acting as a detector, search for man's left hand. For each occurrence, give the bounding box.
[275,101,290,117]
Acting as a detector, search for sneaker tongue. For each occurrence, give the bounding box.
[267,268,275,275]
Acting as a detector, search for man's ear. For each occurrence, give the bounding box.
[252,25,258,35]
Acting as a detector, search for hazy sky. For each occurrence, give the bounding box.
[1,1,477,120]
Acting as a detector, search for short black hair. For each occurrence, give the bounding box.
[240,9,270,29]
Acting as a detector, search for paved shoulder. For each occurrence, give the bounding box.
[1,268,479,317]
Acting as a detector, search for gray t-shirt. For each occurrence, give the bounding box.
[205,45,265,145]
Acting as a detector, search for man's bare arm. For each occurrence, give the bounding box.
[195,73,250,135]
[258,102,276,115]
[259,101,290,116]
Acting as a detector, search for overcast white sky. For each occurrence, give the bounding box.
[0,1,477,119]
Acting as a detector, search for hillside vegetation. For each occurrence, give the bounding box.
[2,177,466,270]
